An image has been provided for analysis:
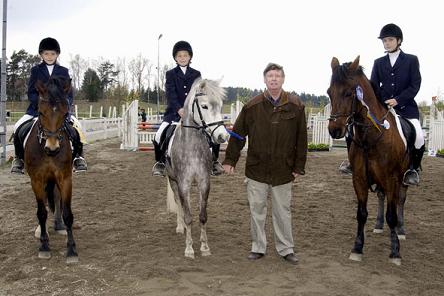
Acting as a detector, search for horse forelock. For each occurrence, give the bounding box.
[46,77,68,106]
[331,62,365,85]
[184,78,226,118]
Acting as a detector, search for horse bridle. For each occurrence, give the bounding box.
[182,92,226,143]
[37,98,68,144]
[328,84,390,134]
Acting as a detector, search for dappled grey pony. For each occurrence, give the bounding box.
[165,78,229,258]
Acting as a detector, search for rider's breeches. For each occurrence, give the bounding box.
[406,118,424,149]
[155,121,170,143]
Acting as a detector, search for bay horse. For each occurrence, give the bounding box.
[165,78,229,258]
[328,56,410,265]
[25,76,78,263]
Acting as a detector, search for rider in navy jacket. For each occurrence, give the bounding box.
[27,62,73,117]
[11,37,87,174]
[371,50,421,119]
[152,41,224,177]
[163,64,201,123]
[370,23,425,186]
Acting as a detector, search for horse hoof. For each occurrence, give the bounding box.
[389,258,401,266]
[176,227,184,234]
[373,228,383,234]
[185,251,195,259]
[397,234,406,240]
[66,256,79,264]
[201,250,211,257]
[55,229,67,236]
[38,251,51,259]
[349,253,362,262]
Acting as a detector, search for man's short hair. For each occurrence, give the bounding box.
[263,63,285,77]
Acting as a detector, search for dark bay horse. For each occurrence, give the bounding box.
[165,78,229,258]
[328,56,409,265]
[25,76,78,263]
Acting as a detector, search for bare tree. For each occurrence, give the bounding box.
[69,54,88,90]
[144,63,153,91]
[115,57,128,88]
[128,54,148,95]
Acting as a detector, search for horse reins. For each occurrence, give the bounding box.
[329,84,392,192]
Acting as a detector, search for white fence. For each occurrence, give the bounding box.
[427,102,444,153]
[310,104,335,147]
[120,100,245,151]
[4,117,123,159]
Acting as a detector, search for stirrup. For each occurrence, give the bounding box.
[11,158,25,175]
[211,161,224,176]
[152,162,166,177]
[73,156,88,172]
[338,160,352,175]
[403,169,419,186]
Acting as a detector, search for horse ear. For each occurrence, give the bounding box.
[331,57,340,71]
[199,79,206,89]
[35,80,47,96]
[349,55,360,72]
[63,78,72,94]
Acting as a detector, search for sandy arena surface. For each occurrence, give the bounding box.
[0,138,443,296]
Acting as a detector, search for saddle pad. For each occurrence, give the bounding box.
[23,119,39,149]
[390,109,407,150]
[167,122,180,157]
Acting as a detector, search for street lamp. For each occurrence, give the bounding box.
[156,33,163,118]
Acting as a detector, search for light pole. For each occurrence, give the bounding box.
[0,0,8,165]
[156,33,163,118]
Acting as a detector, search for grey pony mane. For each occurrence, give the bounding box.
[183,78,226,123]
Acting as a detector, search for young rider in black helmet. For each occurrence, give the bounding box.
[152,40,224,177]
[11,37,87,174]
[371,23,424,185]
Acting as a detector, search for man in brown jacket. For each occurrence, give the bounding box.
[223,63,307,265]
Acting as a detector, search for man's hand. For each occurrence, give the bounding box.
[384,98,398,107]
[223,164,235,174]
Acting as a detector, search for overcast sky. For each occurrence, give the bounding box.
[3,0,443,104]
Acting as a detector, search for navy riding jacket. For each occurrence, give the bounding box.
[163,65,201,123]
[26,62,73,117]
[370,50,421,119]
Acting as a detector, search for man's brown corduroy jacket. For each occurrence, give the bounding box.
[223,90,307,186]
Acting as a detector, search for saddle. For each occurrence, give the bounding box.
[160,124,177,153]
[16,119,36,148]
[398,116,416,151]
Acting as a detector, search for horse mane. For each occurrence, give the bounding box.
[184,78,226,115]
[46,76,69,106]
[331,62,383,104]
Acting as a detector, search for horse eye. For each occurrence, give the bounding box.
[344,90,353,97]
[201,105,208,110]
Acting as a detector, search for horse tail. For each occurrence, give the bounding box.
[46,181,56,213]
[166,178,178,214]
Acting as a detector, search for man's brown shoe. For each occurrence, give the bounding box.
[247,252,264,260]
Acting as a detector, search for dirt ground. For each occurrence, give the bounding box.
[0,138,443,296]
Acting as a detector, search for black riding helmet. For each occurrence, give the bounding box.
[172,41,193,59]
[378,23,403,42]
[39,37,61,54]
